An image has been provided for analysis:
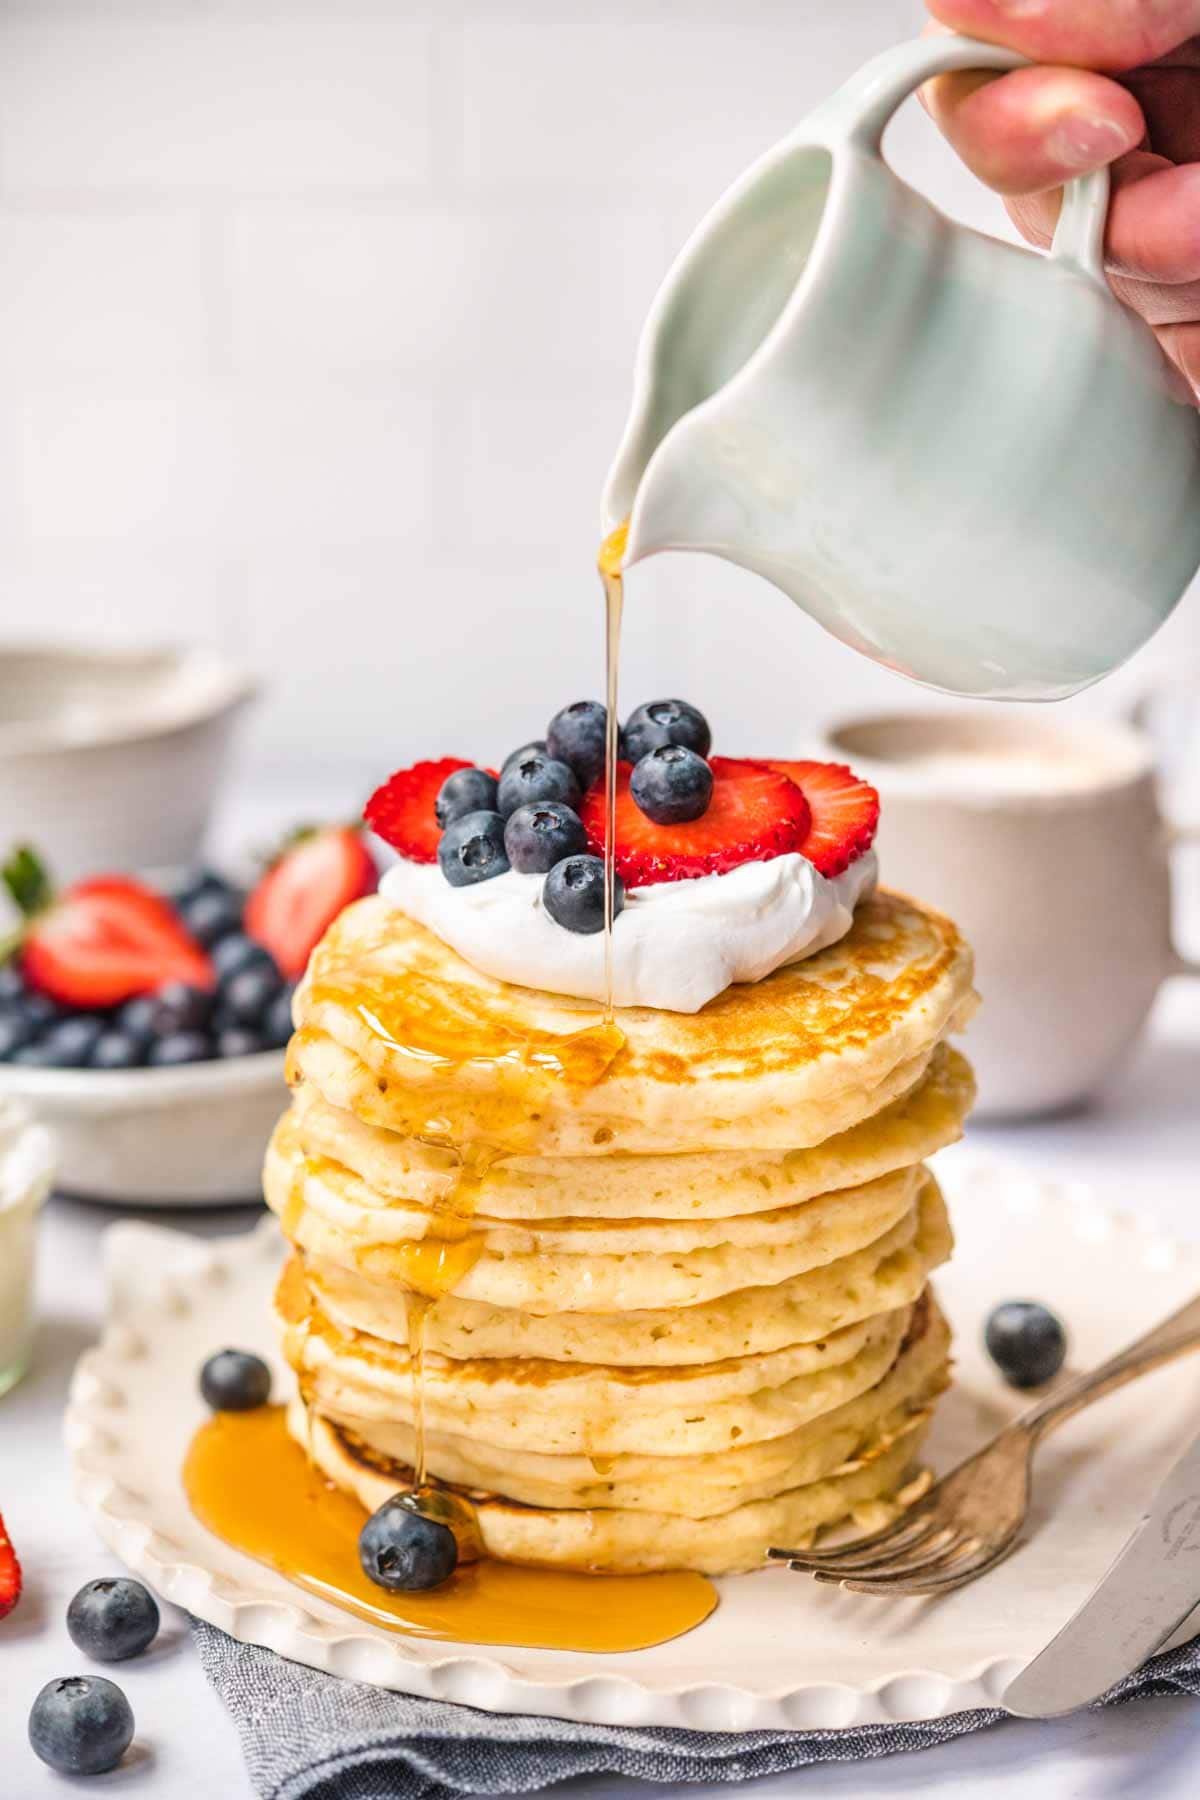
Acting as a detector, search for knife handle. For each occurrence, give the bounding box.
[1022,1290,1200,1443]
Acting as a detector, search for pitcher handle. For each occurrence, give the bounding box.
[825,34,1110,289]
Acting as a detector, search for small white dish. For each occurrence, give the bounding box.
[0,1098,55,1393]
[0,1052,284,1206]
[65,1154,1200,1727]
[0,644,256,884]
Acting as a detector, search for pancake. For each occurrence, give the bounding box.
[288,890,977,1155]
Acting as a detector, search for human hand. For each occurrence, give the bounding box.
[923,1,1200,398]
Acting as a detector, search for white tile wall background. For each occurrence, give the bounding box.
[1,0,1198,793]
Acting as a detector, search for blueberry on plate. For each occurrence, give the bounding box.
[622,698,711,762]
[543,854,622,935]
[503,801,587,874]
[180,886,243,948]
[90,1031,145,1071]
[546,700,607,789]
[984,1301,1067,1389]
[262,984,296,1050]
[438,811,510,887]
[501,739,547,774]
[216,1026,265,1059]
[151,981,213,1037]
[200,1348,272,1412]
[497,752,581,819]
[66,1578,159,1664]
[630,745,713,825]
[28,1675,134,1777]
[0,1009,35,1061]
[359,1494,458,1592]
[218,962,283,1029]
[435,766,500,829]
[20,1015,104,1069]
[147,1030,212,1068]
[212,933,276,984]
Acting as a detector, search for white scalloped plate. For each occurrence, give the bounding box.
[65,1151,1200,1733]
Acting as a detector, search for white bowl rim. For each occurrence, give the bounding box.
[0,642,258,757]
[0,1048,285,1114]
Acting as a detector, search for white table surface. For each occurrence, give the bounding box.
[3,814,1200,1798]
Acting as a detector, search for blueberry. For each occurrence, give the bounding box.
[504,802,587,874]
[213,933,277,984]
[0,963,26,1004]
[147,1031,211,1067]
[216,1026,265,1059]
[218,963,283,1028]
[171,866,234,909]
[437,811,510,887]
[359,1494,458,1592]
[0,1008,35,1060]
[497,753,581,819]
[435,767,500,828]
[116,994,159,1048]
[622,698,711,762]
[66,1579,159,1664]
[630,744,713,825]
[180,886,243,947]
[12,1040,67,1068]
[263,984,296,1049]
[984,1301,1067,1389]
[151,981,213,1036]
[28,1675,134,1776]
[20,991,63,1031]
[200,1348,272,1411]
[546,700,608,788]
[543,854,622,935]
[24,1015,104,1068]
[90,1031,145,1071]
[501,739,547,774]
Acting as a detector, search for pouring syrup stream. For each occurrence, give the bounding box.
[598,519,630,1019]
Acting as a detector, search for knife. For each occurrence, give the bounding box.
[1005,1429,1200,1718]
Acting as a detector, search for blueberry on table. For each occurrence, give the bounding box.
[66,1578,159,1664]
[263,984,296,1050]
[147,1031,212,1067]
[496,753,582,819]
[200,1348,272,1412]
[218,962,283,1028]
[622,698,711,762]
[985,1301,1067,1389]
[151,981,213,1037]
[630,745,713,824]
[359,1495,458,1592]
[547,700,608,789]
[438,811,510,887]
[28,1675,134,1776]
[89,1031,145,1071]
[216,1026,265,1059]
[435,766,500,829]
[180,886,243,948]
[504,802,587,874]
[543,854,622,935]
[213,933,277,984]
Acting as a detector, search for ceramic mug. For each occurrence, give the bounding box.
[604,34,1200,700]
[822,709,1200,1118]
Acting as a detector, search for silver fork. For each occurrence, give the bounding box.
[769,1289,1200,1595]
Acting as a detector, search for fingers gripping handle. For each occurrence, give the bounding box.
[826,33,1110,287]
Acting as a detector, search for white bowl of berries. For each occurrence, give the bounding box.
[0,830,376,1206]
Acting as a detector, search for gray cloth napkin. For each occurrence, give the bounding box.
[192,1618,1200,1800]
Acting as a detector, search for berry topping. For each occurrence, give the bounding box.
[200,1348,272,1412]
[359,1494,459,1592]
[29,1676,134,1777]
[246,825,376,980]
[630,745,713,825]
[2,850,212,1009]
[497,752,582,819]
[365,758,476,863]
[753,760,880,878]
[501,739,547,773]
[985,1301,1067,1389]
[546,700,608,788]
[0,1509,22,1619]
[438,811,510,887]
[67,1578,159,1664]
[435,767,499,829]
[543,853,622,934]
[622,698,711,762]
[504,802,587,874]
[580,757,809,887]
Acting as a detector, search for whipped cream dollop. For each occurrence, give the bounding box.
[381,850,877,1013]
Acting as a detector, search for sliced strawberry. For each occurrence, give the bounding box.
[754,760,880,877]
[0,1511,23,1620]
[579,756,811,886]
[245,826,377,980]
[363,759,477,863]
[7,856,213,1008]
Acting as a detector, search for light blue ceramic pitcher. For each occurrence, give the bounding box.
[602,34,1200,700]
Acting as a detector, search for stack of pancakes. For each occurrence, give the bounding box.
[266,887,976,1575]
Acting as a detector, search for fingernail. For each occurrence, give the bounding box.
[1046,114,1137,170]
